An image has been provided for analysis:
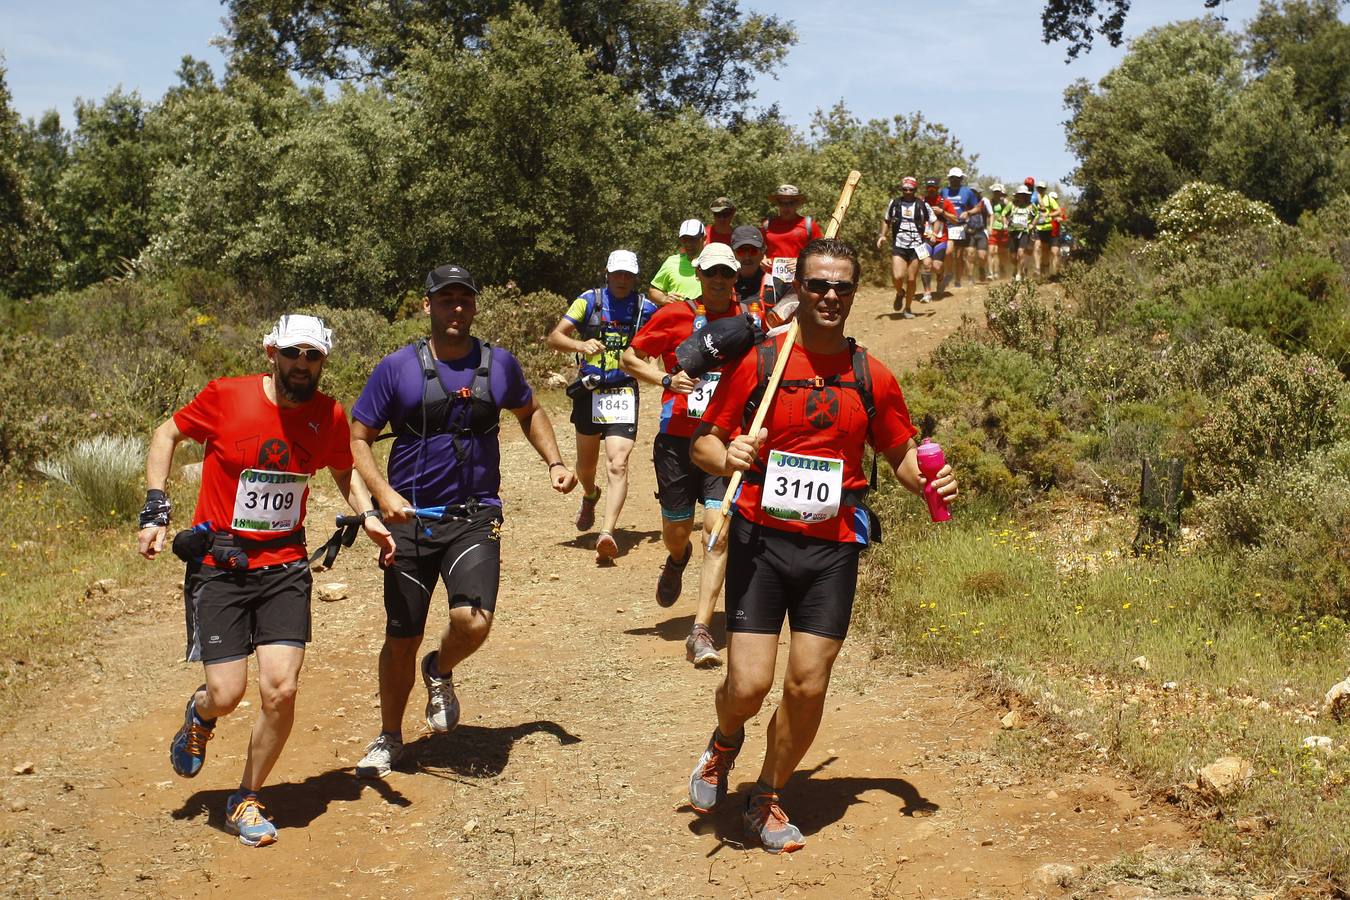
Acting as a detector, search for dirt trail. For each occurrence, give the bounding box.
[0,282,1193,898]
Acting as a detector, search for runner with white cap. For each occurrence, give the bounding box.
[547,250,657,561]
[940,167,979,289]
[649,220,706,306]
[138,313,394,847]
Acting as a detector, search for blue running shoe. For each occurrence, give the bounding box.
[169,685,214,778]
[224,791,277,847]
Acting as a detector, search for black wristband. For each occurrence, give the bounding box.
[138,491,172,530]
[548,462,565,470]
[146,489,167,503]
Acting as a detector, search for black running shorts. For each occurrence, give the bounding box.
[891,246,922,263]
[569,381,640,440]
[653,433,728,522]
[186,561,312,664]
[382,505,503,637]
[966,229,989,252]
[724,516,861,640]
[1010,232,1036,253]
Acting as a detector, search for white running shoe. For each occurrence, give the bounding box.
[421,651,461,733]
[920,292,933,303]
[355,733,404,778]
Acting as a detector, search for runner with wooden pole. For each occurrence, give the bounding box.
[705,169,862,551]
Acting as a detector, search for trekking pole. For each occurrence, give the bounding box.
[705,169,862,551]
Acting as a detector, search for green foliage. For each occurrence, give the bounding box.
[35,435,146,522]
[0,62,59,298]
[1246,0,1350,128]
[472,285,570,385]
[221,0,796,119]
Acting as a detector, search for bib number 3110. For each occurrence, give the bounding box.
[231,469,309,532]
[761,450,843,523]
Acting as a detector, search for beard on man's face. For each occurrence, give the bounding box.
[274,357,322,403]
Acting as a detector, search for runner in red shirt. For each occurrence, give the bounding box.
[137,314,393,847]
[622,243,763,668]
[761,184,824,281]
[705,196,737,245]
[685,237,958,853]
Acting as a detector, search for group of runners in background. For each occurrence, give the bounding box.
[878,169,1070,318]
[137,181,959,855]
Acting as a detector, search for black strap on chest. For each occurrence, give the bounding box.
[386,338,497,441]
[743,336,880,494]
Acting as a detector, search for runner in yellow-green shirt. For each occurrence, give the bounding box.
[649,219,705,305]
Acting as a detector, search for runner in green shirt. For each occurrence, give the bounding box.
[649,219,705,305]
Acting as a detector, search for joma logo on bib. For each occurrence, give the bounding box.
[769,451,838,472]
[241,470,306,485]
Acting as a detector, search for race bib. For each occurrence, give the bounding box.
[232,469,309,533]
[948,224,966,240]
[685,372,720,419]
[915,243,931,260]
[591,386,636,424]
[1012,210,1031,228]
[761,450,843,523]
[771,257,796,282]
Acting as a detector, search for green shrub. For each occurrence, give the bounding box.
[35,434,146,522]
[474,284,569,385]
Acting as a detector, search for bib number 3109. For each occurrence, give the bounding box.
[231,469,309,532]
[761,450,843,523]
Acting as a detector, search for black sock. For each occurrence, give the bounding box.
[712,727,744,749]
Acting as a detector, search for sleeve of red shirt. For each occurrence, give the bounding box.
[809,218,825,240]
[700,343,760,435]
[325,401,354,471]
[630,306,673,358]
[867,362,918,453]
[172,379,221,444]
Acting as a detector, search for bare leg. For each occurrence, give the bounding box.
[574,432,601,499]
[757,631,844,789]
[197,657,248,721]
[377,635,423,734]
[435,606,494,673]
[600,435,634,535]
[241,643,305,792]
[715,631,780,738]
[661,515,693,561]
[693,504,729,629]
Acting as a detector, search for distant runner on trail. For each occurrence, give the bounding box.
[348,264,577,779]
[705,197,737,245]
[965,184,991,284]
[622,243,763,669]
[987,183,1011,280]
[877,175,930,318]
[649,220,705,306]
[761,184,824,284]
[546,250,656,562]
[1008,185,1038,282]
[731,224,771,308]
[687,237,958,853]
[921,177,957,303]
[940,167,979,289]
[1036,183,1065,278]
[137,314,394,848]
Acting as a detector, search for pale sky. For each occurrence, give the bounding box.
[1,0,1273,188]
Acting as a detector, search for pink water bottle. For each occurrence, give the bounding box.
[915,440,951,522]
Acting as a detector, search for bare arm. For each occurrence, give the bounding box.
[510,397,577,494]
[547,318,603,357]
[350,419,413,524]
[137,418,187,559]
[881,438,958,502]
[691,422,767,478]
[328,464,395,565]
[620,346,696,393]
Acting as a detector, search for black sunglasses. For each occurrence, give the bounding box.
[279,347,325,361]
[803,278,857,297]
[702,265,738,279]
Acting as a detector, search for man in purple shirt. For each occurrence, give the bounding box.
[349,264,577,778]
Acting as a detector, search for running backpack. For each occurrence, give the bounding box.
[389,338,498,441]
[887,198,928,247]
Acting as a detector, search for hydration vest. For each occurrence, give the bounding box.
[741,337,879,505]
[887,197,928,249]
[391,338,499,442]
[991,200,1013,231]
[577,288,647,378]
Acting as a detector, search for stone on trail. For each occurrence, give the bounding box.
[1324,676,1350,722]
[1000,710,1024,730]
[86,579,116,597]
[318,583,348,602]
[1197,756,1253,798]
[1301,735,1334,756]
[13,762,34,775]
[1132,655,1151,672]
[1029,863,1082,889]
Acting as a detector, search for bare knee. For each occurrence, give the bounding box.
[259,674,299,713]
[204,679,247,715]
[719,673,773,717]
[450,609,493,648]
[606,457,628,481]
[782,671,829,705]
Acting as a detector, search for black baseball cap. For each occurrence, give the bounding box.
[674,313,762,379]
[425,264,478,295]
[730,225,765,250]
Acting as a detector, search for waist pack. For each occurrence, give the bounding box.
[172,523,307,571]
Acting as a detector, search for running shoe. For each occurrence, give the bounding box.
[901,311,917,320]
[575,489,600,531]
[421,650,460,733]
[953,280,962,288]
[655,543,692,607]
[224,791,277,847]
[891,293,903,312]
[595,531,618,563]
[920,292,933,303]
[169,685,214,778]
[688,732,740,813]
[743,789,805,853]
[685,623,722,668]
[355,732,404,778]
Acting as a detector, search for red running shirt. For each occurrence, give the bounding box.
[701,333,917,543]
[762,215,824,267]
[174,375,354,566]
[630,299,755,437]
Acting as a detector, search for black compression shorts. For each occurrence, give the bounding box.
[724,516,862,640]
[382,505,503,637]
[652,433,727,522]
[185,561,312,663]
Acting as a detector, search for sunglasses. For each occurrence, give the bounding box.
[702,265,738,279]
[279,346,325,361]
[733,246,760,256]
[803,278,857,297]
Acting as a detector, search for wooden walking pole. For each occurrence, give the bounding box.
[705,169,862,551]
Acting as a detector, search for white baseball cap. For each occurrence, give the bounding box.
[678,218,704,238]
[947,167,964,179]
[695,244,738,270]
[264,314,332,355]
[606,249,639,274]
[990,182,1006,193]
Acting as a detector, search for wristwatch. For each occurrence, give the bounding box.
[661,374,673,389]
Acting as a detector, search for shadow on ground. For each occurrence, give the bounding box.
[171,767,411,832]
[409,719,582,778]
[625,611,727,642]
